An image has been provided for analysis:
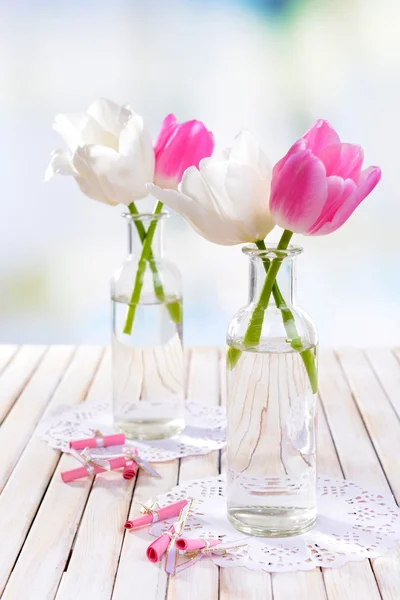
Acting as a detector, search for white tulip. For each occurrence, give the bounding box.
[45,98,155,206]
[147,131,274,245]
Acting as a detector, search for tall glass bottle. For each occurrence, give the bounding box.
[111,211,184,440]
[226,244,318,537]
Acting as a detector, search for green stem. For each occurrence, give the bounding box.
[256,240,318,394]
[123,201,179,335]
[128,202,165,302]
[128,202,147,243]
[243,229,293,346]
[124,203,182,334]
[227,230,318,393]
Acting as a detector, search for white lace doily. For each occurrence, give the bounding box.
[148,475,400,572]
[36,400,226,462]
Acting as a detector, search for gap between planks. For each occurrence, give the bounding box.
[0,344,48,424]
[0,345,19,376]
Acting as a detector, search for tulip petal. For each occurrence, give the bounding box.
[73,144,150,206]
[44,149,76,181]
[270,150,328,233]
[148,183,244,245]
[198,158,232,216]
[155,121,214,186]
[147,184,213,238]
[302,119,341,155]
[53,113,118,152]
[53,113,89,152]
[154,114,177,155]
[147,183,210,239]
[147,184,193,215]
[150,127,272,245]
[313,166,381,235]
[229,131,271,177]
[72,145,120,205]
[154,116,214,190]
[219,147,231,161]
[307,176,356,235]
[224,161,274,240]
[180,163,226,216]
[317,143,364,181]
[184,160,272,243]
[272,139,307,178]
[118,114,155,189]
[87,98,131,137]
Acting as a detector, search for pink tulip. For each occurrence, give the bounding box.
[269,119,381,235]
[153,114,214,189]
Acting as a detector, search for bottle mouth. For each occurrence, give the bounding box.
[242,243,303,259]
[122,211,169,222]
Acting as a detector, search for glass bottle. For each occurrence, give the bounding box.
[226,243,318,537]
[111,211,184,440]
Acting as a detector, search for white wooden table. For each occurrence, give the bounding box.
[0,345,399,599]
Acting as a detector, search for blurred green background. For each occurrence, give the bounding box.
[1,0,398,346]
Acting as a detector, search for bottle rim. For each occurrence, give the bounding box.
[122,211,169,222]
[242,243,303,259]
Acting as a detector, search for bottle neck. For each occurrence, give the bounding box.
[249,255,296,306]
[125,214,165,258]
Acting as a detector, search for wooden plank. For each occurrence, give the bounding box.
[272,571,327,600]
[316,398,381,600]
[0,344,47,423]
[111,463,181,600]
[59,344,187,600]
[318,350,388,490]
[369,551,400,600]
[0,345,74,494]
[112,350,189,600]
[222,347,327,600]
[2,344,398,600]
[167,347,220,600]
[366,348,400,420]
[319,349,397,600]
[0,345,18,375]
[1,351,112,600]
[221,347,381,600]
[219,349,273,600]
[270,400,329,600]
[336,348,400,500]
[317,363,382,600]
[365,347,400,597]
[222,350,327,599]
[316,399,343,480]
[55,469,135,600]
[221,568,273,600]
[0,345,103,595]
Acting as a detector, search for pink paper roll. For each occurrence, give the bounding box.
[123,461,137,480]
[146,525,174,562]
[176,537,220,552]
[124,499,188,530]
[61,456,126,482]
[69,433,125,450]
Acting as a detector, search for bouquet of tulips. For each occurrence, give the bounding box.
[46,102,381,392]
[149,119,381,391]
[45,99,214,335]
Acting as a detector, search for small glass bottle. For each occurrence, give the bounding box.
[226,243,318,537]
[111,211,184,440]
